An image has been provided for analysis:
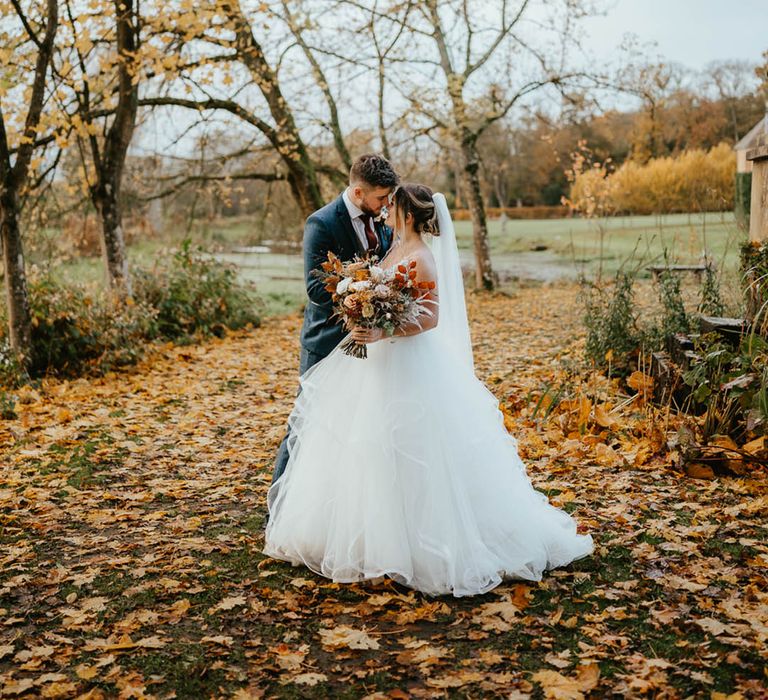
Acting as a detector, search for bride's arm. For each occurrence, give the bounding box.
[395,252,439,336]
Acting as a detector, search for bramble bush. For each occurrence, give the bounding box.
[579,270,640,374]
[579,251,704,377]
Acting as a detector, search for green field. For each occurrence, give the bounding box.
[51,211,747,316]
[454,211,742,273]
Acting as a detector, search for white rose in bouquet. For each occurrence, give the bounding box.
[350,280,372,292]
[374,284,391,298]
[369,265,385,283]
[336,277,352,294]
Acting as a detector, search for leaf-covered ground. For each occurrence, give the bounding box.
[1,282,767,699]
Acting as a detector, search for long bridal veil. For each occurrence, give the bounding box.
[429,193,474,368]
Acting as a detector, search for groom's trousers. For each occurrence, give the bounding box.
[271,345,325,485]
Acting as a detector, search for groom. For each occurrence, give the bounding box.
[270,153,400,486]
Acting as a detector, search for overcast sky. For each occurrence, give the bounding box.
[583,0,766,69]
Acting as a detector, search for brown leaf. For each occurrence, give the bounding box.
[531,663,600,699]
[685,462,715,480]
[318,625,380,651]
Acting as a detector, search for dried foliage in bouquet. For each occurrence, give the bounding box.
[313,252,436,358]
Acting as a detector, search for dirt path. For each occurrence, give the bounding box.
[1,282,766,698]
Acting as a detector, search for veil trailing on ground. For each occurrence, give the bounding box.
[429,193,474,369]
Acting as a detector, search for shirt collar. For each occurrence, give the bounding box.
[342,188,364,219]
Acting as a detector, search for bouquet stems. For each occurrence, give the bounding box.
[340,336,368,359]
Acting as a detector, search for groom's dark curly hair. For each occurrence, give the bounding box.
[349,153,400,190]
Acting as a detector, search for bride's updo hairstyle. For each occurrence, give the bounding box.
[393,183,440,236]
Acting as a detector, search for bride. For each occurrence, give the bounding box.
[263,183,594,597]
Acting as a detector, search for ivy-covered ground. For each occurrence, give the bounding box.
[1,282,766,698]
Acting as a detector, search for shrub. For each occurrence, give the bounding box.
[657,266,691,336]
[741,239,768,334]
[681,333,768,440]
[20,275,155,380]
[698,262,725,317]
[0,388,17,419]
[133,238,261,341]
[0,340,24,388]
[579,270,640,374]
[580,254,701,374]
[0,240,261,386]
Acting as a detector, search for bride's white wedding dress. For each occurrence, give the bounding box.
[263,195,594,597]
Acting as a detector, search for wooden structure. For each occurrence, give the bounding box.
[747,130,768,240]
[736,116,767,174]
[646,264,707,281]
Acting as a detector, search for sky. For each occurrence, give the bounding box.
[583,0,766,69]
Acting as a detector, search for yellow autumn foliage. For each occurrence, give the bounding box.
[570,142,736,215]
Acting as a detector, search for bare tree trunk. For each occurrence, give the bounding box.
[93,186,131,295]
[285,167,324,218]
[423,0,498,290]
[0,195,32,363]
[460,135,495,290]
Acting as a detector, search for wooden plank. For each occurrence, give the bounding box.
[647,265,707,271]
[747,133,768,242]
[698,315,749,341]
[646,264,707,281]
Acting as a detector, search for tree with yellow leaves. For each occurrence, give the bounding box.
[52,0,140,297]
[0,0,59,369]
[137,0,329,217]
[350,0,599,290]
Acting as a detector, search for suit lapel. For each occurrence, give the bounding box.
[334,196,366,258]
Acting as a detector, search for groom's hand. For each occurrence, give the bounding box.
[351,326,384,344]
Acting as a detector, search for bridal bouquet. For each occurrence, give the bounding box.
[314,252,436,358]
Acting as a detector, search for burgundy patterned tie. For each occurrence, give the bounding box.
[358,213,378,252]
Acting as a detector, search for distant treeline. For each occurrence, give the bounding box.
[473,84,763,210]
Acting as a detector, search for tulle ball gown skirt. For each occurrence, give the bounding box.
[263,330,594,597]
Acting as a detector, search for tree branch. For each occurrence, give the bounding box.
[10,0,42,49]
[140,170,287,201]
[64,0,102,171]
[275,0,351,170]
[11,0,59,188]
[137,96,279,147]
[465,0,529,78]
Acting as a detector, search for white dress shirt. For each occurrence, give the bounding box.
[342,188,373,251]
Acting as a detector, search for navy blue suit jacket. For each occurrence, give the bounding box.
[299,194,393,359]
